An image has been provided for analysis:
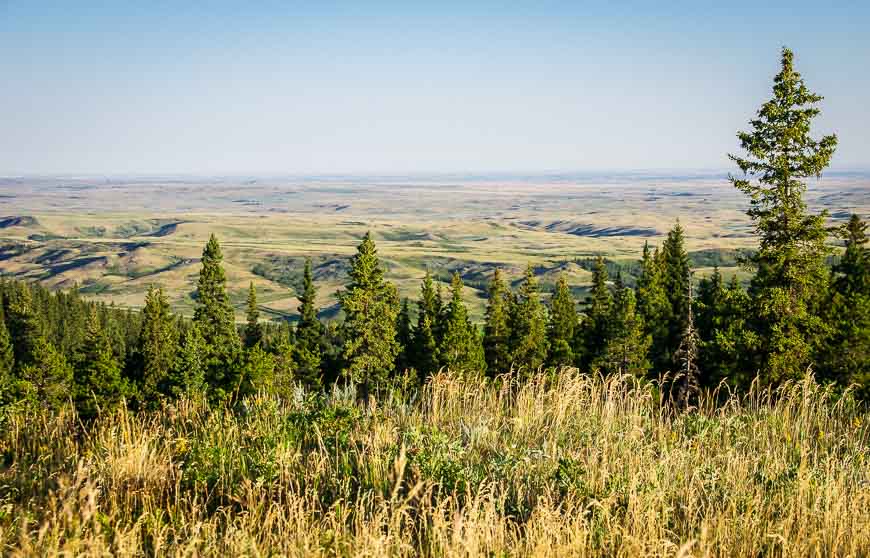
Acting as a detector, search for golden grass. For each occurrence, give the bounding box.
[0,372,867,556]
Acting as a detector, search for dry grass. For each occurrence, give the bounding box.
[0,372,868,556]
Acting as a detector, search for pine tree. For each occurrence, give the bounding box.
[6,287,72,409]
[395,298,414,374]
[170,322,206,397]
[239,345,276,397]
[413,271,441,378]
[595,282,651,377]
[547,274,577,368]
[138,285,177,403]
[661,221,691,368]
[636,242,672,372]
[338,232,400,398]
[439,273,486,375]
[244,282,263,349]
[294,259,323,388]
[194,234,241,399]
[510,264,549,373]
[75,307,126,418]
[580,256,613,370]
[729,47,837,383]
[675,273,701,408]
[0,298,15,405]
[483,268,512,376]
[819,214,869,396]
[272,324,296,397]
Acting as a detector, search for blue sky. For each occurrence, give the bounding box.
[1,1,868,175]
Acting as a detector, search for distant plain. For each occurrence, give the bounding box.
[1,173,867,322]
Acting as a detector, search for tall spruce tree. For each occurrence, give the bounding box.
[170,322,206,397]
[413,271,441,378]
[138,285,177,403]
[595,282,651,377]
[295,259,323,389]
[547,274,578,368]
[730,48,837,383]
[661,221,691,368]
[244,282,263,349]
[194,234,241,399]
[339,232,400,398]
[395,298,414,373]
[6,287,72,409]
[510,264,549,373]
[0,298,15,404]
[636,242,671,371]
[580,256,613,370]
[75,307,126,418]
[439,273,486,375]
[819,214,869,396]
[483,268,512,376]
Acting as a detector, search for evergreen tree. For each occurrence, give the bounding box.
[239,345,276,397]
[294,259,323,389]
[0,298,15,405]
[75,307,126,418]
[819,214,870,396]
[579,256,613,370]
[729,47,837,383]
[170,322,206,397]
[547,274,577,368]
[138,285,177,403]
[244,282,263,349]
[193,234,241,399]
[675,274,701,408]
[595,282,651,377]
[510,264,548,373]
[439,273,486,375]
[483,268,512,376]
[338,232,400,398]
[636,242,671,372]
[661,221,691,368]
[272,325,296,397]
[413,271,441,378]
[395,298,414,373]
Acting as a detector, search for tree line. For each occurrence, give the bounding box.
[0,47,867,415]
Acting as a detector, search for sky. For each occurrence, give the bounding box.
[1,1,868,175]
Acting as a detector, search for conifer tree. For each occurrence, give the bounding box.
[729,47,837,383]
[595,282,651,377]
[194,234,241,399]
[547,274,577,368]
[413,271,441,377]
[6,287,72,409]
[272,324,296,396]
[244,282,263,349]
[0,298,15,404]
[580,256,613,369]
[819,214,869,396]
[138,285,177,404]
[339,232,400,398]
[395,298,414,373]
[294,259,323,388]
[483,268,512,376]
[661,221,691,368]
[170,322,206,397]
[636,242,671,371]
[510,264,548,373]
[675,274,701,407]
[439,273,486,375]
[75,307,126,418]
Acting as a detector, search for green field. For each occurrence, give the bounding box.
[1,174,867,321]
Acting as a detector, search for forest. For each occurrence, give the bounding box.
[0,48,868,556]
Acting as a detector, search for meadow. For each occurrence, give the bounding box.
[2,173,867,322]
[0,371,867,556]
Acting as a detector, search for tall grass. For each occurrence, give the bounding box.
[1,372,867,556]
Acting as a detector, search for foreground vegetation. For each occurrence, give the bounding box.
[1,372,867,556]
